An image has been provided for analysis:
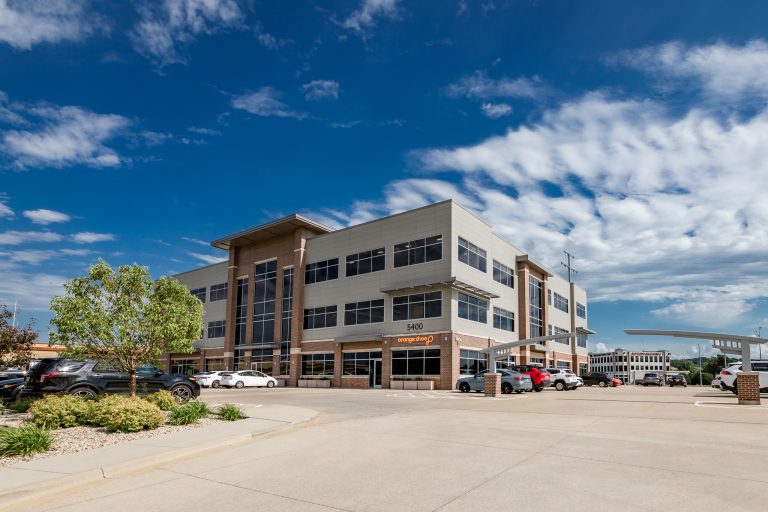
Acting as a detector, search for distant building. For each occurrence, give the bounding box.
[589,348,670,383]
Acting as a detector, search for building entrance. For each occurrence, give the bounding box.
[370,359,382,388]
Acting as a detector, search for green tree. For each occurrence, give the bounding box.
[0,305,38,368]
[50,260,204,397]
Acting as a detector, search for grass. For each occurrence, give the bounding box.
[167,400,210,425]
[0,424,52,457]
[217,403,247,421]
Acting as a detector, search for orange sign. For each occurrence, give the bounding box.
[396,335,434,345]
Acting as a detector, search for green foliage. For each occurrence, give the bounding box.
[143,390,178,411]
[7,398,35,413]
[94,395,164,433]
[217,403,247,421]
[168,400,210,425]
[49,260,205,397]
[0,304,38,368]
[0,424,52,457]
[29,394,94,429]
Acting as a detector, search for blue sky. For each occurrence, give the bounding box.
[2,0,768,358]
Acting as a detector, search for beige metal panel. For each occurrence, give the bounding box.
[172,262,228,345]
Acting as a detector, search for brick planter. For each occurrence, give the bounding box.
[298,379,331,388]
[484,372,501,397]
[737,372,761,405]
[390,380,434,390]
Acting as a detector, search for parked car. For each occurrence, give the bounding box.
[20,358,200,401]
[575,376,584,387]
[219,370,277,389]
[543,368,579,391]
[610,377,623,387]
[668,374,687,387]
[0,368,26,382]
[581,372,613,387]
[514,365,551,392]
[711,378,722,388]
[1,377,24,404]
[194,371,227,388]
[642,373,664,386]
[634,378,643,385]
[456,369,533,394]
[719,361,768,394]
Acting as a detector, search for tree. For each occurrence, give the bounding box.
[0,304,38,368]
[50,260,204,397]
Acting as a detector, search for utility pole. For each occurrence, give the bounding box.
[757,327,763,359]
[562,251,578,283]
[12,301,17,328]
[698,344,702,386]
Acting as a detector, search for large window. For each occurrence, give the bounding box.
[280,267,293,375]
[253,261,277,344]
[344,299,385,325]
[493,260,514,288]
[492,307,514,331]
[393,292,442,321]
[458,237,487,272]
[303,305,338,329]
[171,359,199,376]
[209,283,227,302]
[343,351,380,375]
[393,235,442,268]
[576,332,588,348]
[557,361,571,369]
[576,302,587,319]
[529,276,543,337]
[391,348,440,375]
[346,248,385,276]
[251,347,273,375]
[553,292,569,313]
[302,353,334,376]
[207,320,225,338]
[460,349,487,375]
[458,292,488,323]
[305,258,339,284]
[234,277,248,347]
[190,287,206,303]
[548,325,569,343]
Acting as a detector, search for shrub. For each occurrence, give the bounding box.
[143,390,177,411]
[7,398,35,413]
[91,395,164,432]
[168,400,210,425]
[217,403,247,421]
[29,395,93,429]
[0,425,52,456]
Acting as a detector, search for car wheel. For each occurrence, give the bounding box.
[459,382,471,393]
[501,383,512,394]
[211,380,220,388]
[598,381,607,388]
[170,385,193,403]
[69,386,97,398]
[234,381,245,389]
[534,386,543,392]
[267,380,275,388]
[555,381,565,391]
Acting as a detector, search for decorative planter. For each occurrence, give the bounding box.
[390,380,434,391]
[389,380,404,390]
[416,380,434,390]
[298,379,331,388]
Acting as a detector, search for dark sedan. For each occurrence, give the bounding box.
[581,372,613,387]
[1,377,25,404]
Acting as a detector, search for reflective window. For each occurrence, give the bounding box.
[190,287,206,303]
[392,292,442,321]
[391,349,440,375]
[346,248,385,276]
[209,283,227,302]
[493,260,514,288]
[393,235,442,268]
[170,359,199,376]
[302,353,334,376]
[207,320,225,338]
[576,302,587,319]
[458,292,488,323]
[280,268,293,375]
[234,278,248,347]
[305,258,339,284]
[303,305,338,329]
[251,347,273,375]
[458,237,487,272]
[553,292,569,313]
[529,276,543,337]
[460,349,487,375]
[344,299,385,325]
[253,261,277,344]
[492,307,514,331]
[343,351,381,375]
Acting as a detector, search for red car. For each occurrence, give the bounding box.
[610,377,622,387]
[514,365,551,392]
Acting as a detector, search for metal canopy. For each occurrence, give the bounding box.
[481,332,575,373]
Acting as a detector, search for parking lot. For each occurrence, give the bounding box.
[45,384,768,512]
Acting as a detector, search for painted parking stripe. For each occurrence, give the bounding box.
[694,400,768,410]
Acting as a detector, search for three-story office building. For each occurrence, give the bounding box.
[167,200,591,389]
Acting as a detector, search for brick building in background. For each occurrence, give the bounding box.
[165,200,591,389]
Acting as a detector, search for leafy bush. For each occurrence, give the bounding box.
[7,398,35,413]
[217,403,247,421]
[0,425,52,456]
[91,395,164,432]
[143,390,177,411]
[168,400,210,425]
[29,395,94,429]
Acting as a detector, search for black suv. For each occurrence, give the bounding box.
[667,374,687,387]
[581,372,613,387]
[21,358,200,401]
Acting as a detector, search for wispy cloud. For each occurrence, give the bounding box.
[253,22,289,50]
[444,71,546,101]
[231,87,308,119]
[189,252,227,264]
[339,0,400,36]
[0,230,63,245]
[480,102,512,118]
[72,232,115,243]
[22,209,71,225]
[0,198,13,219]
[302,80,340,101]
[182,236,210,246]
[187,126,221,136]
[0,0,107,50]
[130,0,244,69]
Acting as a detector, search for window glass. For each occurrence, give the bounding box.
[553,292,569,313]
[391,348,441,376]
[460,349,488,374]
[393,235,442,268]
[346,248,385,277]
[303,305,338,329]
[190,287,206,303]
[492,260,514,288]
[207,320,226,338]
[392,292,441,320]
[301,353,334,376]
[529,276,543,337]
[305,258,340,284]
[209,282,228,302]
[492,307,514,331]
[458,292,488,323]
[458,237,487,272]
[253,261,277,345]
[344,299,385,325]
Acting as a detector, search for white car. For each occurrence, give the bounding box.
[544,368,580,391]
[220,370,278,389]
[711,377,721,388]
[719,361,768,394]
[194,371,227,388]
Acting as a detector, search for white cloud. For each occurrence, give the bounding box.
[444,71,545,101]
[182,236,209,246]
[72,232,115,243]
[22,208,71,225]
[187,126,220,136]
[303,80,340,101]
[0,230,62,245]
[594,342,613,353]
[254,22,288,50]
[130,0,244,68]
[0,0,105,50]
[189,252,227,264]
[619,40,768,100]
[340,0,399,35]
[480,102,512,118]
[0,248,90,265]
[0,266,65,311]
[2,104,130,169]
[0,198,13,218]
[231,88,308,119]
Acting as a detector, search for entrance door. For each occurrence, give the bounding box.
[370,359,382,388]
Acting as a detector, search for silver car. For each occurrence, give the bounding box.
[642,373,664,386]
[456,369,533,394]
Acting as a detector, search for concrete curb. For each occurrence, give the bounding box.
[0,407,317,510]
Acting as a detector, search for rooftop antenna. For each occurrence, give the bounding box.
[562,251,578,283]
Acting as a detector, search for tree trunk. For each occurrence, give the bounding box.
[129,368,137,398]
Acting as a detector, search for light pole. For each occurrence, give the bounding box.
[697,344,702,386]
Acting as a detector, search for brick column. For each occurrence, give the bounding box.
[333,343,343,388]
[485,372,501,397]
[382,337,392,389]
[737,372,761,405]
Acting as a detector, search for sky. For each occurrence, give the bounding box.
[2,0,768,359]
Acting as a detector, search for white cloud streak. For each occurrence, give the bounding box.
[0,198,13,218]
[302,80,340,101]
[22,208,71,225]
[444,71,546,101]
[189,252,227,264]
[0,230,63,245]
[72,232,115,243]
[480,102,512,118]
[0,0,106,50]
[231,87,308,119]
[340,0,399,35]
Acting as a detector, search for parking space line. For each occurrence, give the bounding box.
[694,400,768,410]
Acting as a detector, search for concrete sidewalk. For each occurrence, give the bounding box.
[0,403,316,509]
